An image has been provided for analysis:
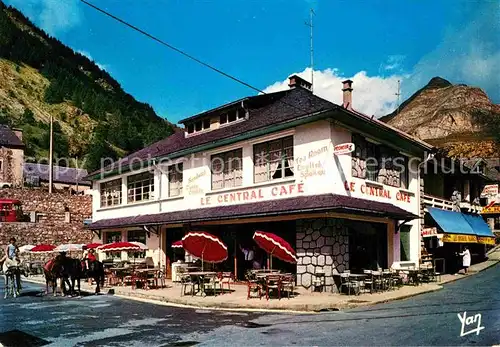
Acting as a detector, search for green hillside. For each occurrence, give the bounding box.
[0,1,175,171]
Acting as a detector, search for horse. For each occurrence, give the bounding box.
[66,258,105,296]
[2,258,26,298]
[43,257,71,297]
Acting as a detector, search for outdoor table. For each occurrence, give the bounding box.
[188,271,218,296]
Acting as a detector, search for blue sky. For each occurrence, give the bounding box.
[5,0,499,123]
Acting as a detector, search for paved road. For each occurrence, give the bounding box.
[1,264,499,346]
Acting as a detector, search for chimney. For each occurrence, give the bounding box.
[12,128,23,141]
[288,75,312,91]
[342,79,353,110]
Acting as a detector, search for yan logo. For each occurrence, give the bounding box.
[457,311,485,337]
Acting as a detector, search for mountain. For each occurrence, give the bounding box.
[0,1,176,171]
[380,77,500,159]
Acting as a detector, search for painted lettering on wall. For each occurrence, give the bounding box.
[344,181,412,203]
[296,145,328,179]
[187,170,207,195]
[200,183,305,206]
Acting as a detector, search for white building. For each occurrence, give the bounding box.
[86,76,433,291]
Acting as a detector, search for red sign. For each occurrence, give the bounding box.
[344,181,412,203]
[421,227,437,237]
[200,183,305,206]
[333,143,355,155]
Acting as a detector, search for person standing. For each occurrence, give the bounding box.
[239,244,254,274]
[459,246,471,274]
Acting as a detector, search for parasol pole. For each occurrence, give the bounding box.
[201,242,207,271]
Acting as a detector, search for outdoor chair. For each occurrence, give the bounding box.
[155,269,166,288]
[311,270,326,292]
[217,272,233,294]
[199,274,218,296]
[372,271,383,292]
[180,274,197,296]
[265,274,282,300]
[281,274,295,299]
[339,272,362,295]
[363,270,374,293]
[247,280,262,300]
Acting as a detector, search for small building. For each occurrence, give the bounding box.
[0,125,24,188]
[421,157,497,273]
[23,163,91,194]
[85,76,434,291]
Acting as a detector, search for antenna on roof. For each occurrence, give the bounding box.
[304,8,315,93]
[395,79,401,114]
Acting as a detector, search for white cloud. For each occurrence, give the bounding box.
[76,50,108,72]
[263,67,404,117]
[405,1,500,103]
[5,0,82,35]
[381,55,406,71]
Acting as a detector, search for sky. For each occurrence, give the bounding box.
[4,0,499,123]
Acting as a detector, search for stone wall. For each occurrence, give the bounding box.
[296,218,349,292]
[0,188,93,259]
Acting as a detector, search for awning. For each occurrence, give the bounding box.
[462,214,496,245]
[88,193,418,230]
[427,207,475,235]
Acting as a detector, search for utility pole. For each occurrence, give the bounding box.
[48,114,53,193]
[395,79,401,115]
[305,8,315,92]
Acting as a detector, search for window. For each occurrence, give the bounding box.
[127,172,154,203]
[352,134,408,188]
[168,163,183,197]
[253,136,294,183]
[100,178,122,208]
[203,119,211,129]
[187,124,194,134]
[104,231,122,259]
[220,109,245,125]
[127,230,146,259]
[187,118,210,134]
[195,121,202,131]
[211,148,243,190]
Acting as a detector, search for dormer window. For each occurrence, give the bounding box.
[186,118,211,135]
[220,109,246,126]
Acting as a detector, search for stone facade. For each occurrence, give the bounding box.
[0,188,93,260]
[296,218,349,292]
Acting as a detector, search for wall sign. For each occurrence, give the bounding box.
[477,237,495,245]
[422,227,437,237]
[200,183,305,206]
[480,184,498,198]
[442,233,478,243]
[344,180,412,203]
[481,205,500,214]
[333,143,355,155]
[296,145,328,179]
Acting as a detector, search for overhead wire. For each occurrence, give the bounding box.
[80,0,313,115]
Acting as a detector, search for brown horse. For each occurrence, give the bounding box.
[43,256,71,296]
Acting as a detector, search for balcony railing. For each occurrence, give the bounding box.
[423,194,482,214]
[423,194,454,211]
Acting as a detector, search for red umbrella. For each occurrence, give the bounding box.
[30,244,56,253]
[85,243,102,249]
[97,241,142,252]
[182,231,227,269]
[171,240,183,248]
[253,231,297,268]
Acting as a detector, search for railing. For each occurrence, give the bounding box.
[423,194,482,214]
[423,194,454,211]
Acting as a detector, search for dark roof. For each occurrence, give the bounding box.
[86,87,433,180]
[24,163,91,186]
[0,125,24,148]
[88,193,417,229]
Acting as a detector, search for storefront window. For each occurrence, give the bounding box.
[211,148,243,190]
[100,179,122,208]
[127,230,146,259]
[127,171,154,203]
[399,225,411,261]
[168,163,183,197]
[253,136,294,183]
[104,231,122,259]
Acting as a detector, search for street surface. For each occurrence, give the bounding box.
[1,264,499,346]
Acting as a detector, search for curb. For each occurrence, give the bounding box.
[438,260,499,285]
[22,277,443,313]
